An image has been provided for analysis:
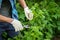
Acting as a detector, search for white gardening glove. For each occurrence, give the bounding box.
[11,19,23,32]
[24,7,33,20]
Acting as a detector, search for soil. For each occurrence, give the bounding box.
[52,35,60,40]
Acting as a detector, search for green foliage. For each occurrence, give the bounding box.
[7,0,60,40]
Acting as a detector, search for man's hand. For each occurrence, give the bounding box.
[18,0,33,20]
[0,15,23,32]
[11,19,23,32]
[24,7,33,20]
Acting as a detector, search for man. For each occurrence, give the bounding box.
[0,0,33,40]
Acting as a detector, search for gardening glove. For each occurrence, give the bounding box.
[24,7,33,20]
[11,19,23,32]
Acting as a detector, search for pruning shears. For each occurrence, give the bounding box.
[23,25,30,28]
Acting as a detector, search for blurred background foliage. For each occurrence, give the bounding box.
[6,0,60,40]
